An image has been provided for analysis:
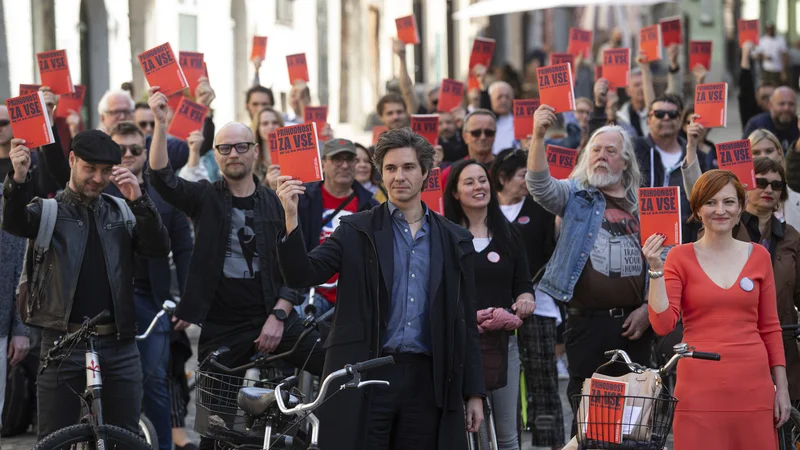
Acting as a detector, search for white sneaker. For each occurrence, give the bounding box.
[556,357,569,380]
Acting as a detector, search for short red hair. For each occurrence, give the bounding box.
[689,170,746,222]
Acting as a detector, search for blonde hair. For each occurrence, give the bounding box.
[250,107,285,167]
[747,129,784,160]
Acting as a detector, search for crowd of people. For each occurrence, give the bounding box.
[1,17,800,450]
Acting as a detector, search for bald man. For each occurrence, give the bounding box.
[743,86,800,150]
[145,88,325,449]
[488,81,515,154]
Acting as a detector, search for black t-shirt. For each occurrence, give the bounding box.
[506,196,556,279]
[70,211,115,324]
[207,194,266,324]
[0,158,12,182]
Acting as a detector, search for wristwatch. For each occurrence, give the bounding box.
[270,309,288,322]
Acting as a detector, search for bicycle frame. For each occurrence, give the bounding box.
[83,334,110,446]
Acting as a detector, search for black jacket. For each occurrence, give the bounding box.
[277,203,485,449]
[297,181,379,251]
[1,174,170,337]
[148,163,296,325]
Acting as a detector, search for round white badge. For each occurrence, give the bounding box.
[740,277,754,292]
[517,216,530,225]
[487,252,500,263]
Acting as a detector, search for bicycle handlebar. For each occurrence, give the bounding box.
[604,344,720,375]
[136,300,178,341]
[691,351,721,361]
[354,356,394,373]
[87,310,111,328]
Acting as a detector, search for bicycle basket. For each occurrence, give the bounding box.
[194,370,303,445]
[571,392,677,450]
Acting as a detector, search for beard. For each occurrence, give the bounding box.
[223,165,250,180]
[71,174,107,200]
[588,164,623,188]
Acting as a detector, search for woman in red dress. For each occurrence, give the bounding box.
[642,170,791,449]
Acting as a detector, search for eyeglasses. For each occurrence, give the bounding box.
[215,142,255,155]
[468,128,496,138]
[0,119,9,127]
[138,121,155,129]
[755,178,786,191]
[650,109,680,120]
[327,154,356,165]
[107,109,133,118]
[118,144,145,156]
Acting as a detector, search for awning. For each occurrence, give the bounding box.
[453,0,677,20]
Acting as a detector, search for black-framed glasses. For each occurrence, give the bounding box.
[138,121,155,129]
[0,119,9,127]
[755,178,786,191]
[107,109,133,117]
[215,142,255,155]
[468,128,496,138]
[327,153,356,165]
[118,144,144,156]
[651,109,680,120]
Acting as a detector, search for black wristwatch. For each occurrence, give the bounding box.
[270,309,288,322]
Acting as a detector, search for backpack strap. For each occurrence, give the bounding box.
[105,195,135,237]
[34,199,58,255]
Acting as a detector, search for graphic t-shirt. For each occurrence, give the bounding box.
[209,195,265,324]
[318,186,358,303]
[570,193,646,309]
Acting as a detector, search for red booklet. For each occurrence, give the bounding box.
[372,125,388,145]
[411,115,439,146]
[585,378,627,444]
[437,79,464,112]
[738,19,760,47]
[716,140,756,190]
[167,97,209,142]
[469,37,495,70]
[639,25,662,62]
[594,66,603,81]
[286,53,310,84]
[179,51,205,96]
[567,28,593,59]
[251,36,267,61]
[602,48,631,90]
[536,64,575,114]
[203,62,210,81]
[513,99,540,141]
[659,16,683,46]
[546,144,578,180]
[550,53,575,68]
[689,41,712,71]
[36,50,74,95]
[275,122,323,182]
[395,15,420,45]
[6,92,55,148]
[167,90,186,113]
[267,131,280,165]
[638,186,682,246]
[421,168,443,215]
[467,75,481,92]
[138,43,188,97]
[19,84,42,96]
[694,82,728,128]
[55,84,86,118]
[303,106,328,141]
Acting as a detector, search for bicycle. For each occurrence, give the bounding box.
[195,308,340,449]
[777,324,800,450]
[571,343,720,450]
[33,307,167,449]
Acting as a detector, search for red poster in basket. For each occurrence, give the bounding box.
[55,84,86,118]
[513,99,540,141]
[716,140,756,190]
[437,79,464,112]
[179,51,205,96]
[585,378,627,444]
[395,15,420,45]
[536,64,575,113]
[275,122,323,183]
[36,50,74,95]
[138,43,188,97]
[286,53,310,84]
[638,186,682,246]
[421,168,443,215]
[567,28,593,59]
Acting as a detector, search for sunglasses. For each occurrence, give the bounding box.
[755,178,786,191]
[216,142,255,155]
[468,128,496,138]
[138,121,155,129]
[651,109,680,120]
[118,144,145,156]
[0,119,9,127]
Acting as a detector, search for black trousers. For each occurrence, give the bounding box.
[37,328,143,440]
[563,313,653,437]
[197,310,326,450]
[366,353,441,450]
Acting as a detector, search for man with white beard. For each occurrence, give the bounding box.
[525,105,652,435]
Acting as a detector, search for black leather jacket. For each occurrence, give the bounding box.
[1,172,171,338]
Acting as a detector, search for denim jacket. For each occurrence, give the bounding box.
[525,169,649,303]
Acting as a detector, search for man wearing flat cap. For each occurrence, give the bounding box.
[1,130,170,440]
[293,138,379,316]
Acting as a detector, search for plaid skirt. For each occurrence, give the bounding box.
[518,314,566,447]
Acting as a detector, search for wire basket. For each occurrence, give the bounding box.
[571,392,678,450]
[194,369,303,445]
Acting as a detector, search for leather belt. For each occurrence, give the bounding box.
[68,322,118,336]
[567,306,638,319]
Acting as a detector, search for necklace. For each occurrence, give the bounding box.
[407,215,425,224]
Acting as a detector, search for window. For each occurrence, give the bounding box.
[179,14,198,51]
[277,0,293,25]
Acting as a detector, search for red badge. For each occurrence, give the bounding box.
[517,216,530,225]
[487,252,500,263]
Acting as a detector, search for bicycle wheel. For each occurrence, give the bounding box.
[33,423,152,450]
[788,407,800,449]
[139,414,159,449]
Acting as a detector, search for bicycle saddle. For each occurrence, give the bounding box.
[237,387,300,417]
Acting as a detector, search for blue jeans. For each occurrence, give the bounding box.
[136,295,172,450]
[294,292,334,318]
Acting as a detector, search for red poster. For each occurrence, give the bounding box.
[179,51,205,96]
[469,37,495,70]
[55,84,86,118]
[36,50,74,95]
[421,168,443,215]
[267,131,279,164]
[689,41,712,71]
[585,378,628,444]
[546,144,578,180]
[602,48,631,90]
[251,36,267,61]
[659,16,683,46]
[437,79,464,112]
[395,15,420,45]
[6,92,55,148]
[567,28,593,59]
[166,97,209,142]
[738,19,760,47]
[639,25,662,62]
[638,186,682,246]
[512,99,540,141]
[411,115,439,146]
[536,64,575,113]
[716,140,756,190]
[138,43,188,97]
[693,82,728,129]
[275,122,323,182]
[286,53,310,83]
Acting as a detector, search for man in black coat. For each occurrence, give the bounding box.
[276,128,485,449]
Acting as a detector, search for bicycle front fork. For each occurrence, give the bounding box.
[85,347,109,445]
